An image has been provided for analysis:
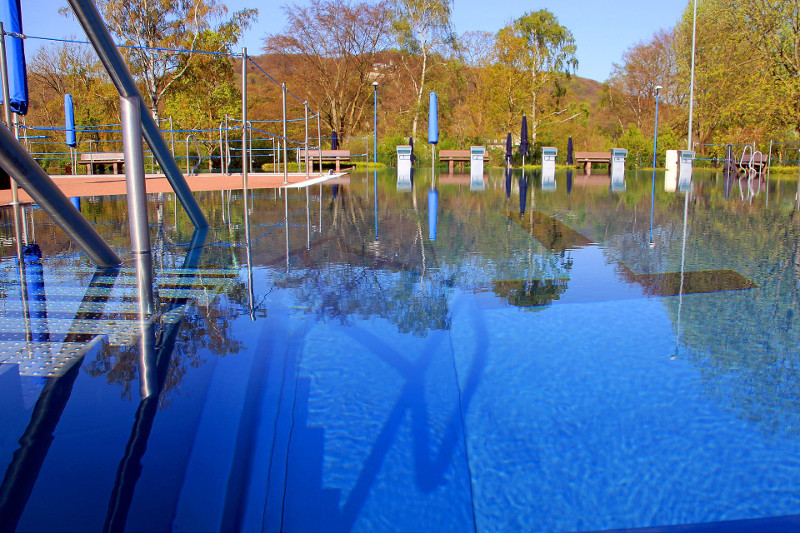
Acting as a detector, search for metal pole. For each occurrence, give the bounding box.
[316,113,322,175]
[304,101,310,179]
[374,82,378,239]
[766,139,773,207]
[650,86,662,246]
[219,123,224,174]
[687,0,697,150]
[68,0,207,229]
[224,114,229,174]
[282,82,289,185]
[0,23,19,209]
[121,96,152,257]
[242,48,249,201]
[169,115,175,157]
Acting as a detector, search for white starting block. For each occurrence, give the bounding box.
[678,150,694,191]
[665,150,678,192]
[542,147,557,190]
[470,146,486,190]
[396,145,412,190]
[610,148,627,187]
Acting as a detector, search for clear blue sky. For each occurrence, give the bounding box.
[23,0,688,82]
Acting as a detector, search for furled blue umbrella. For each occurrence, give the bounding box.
[505,132,513,166]
[505,165,512,198]
[723,143,735,174]
[428,93,438,145]
[64,94,76,148]
[566,136,574,166]
[0,0,28,115]
[519,174,528,215]
[566,169,573,196]
[331,130,339,150]
[520,116,529,167]
[23,244,49,342]
[429,92,438,187]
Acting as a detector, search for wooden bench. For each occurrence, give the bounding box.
[439,149,489,174]
[574,151,613,174]
[300,149,351,172]
[80,152,125,175]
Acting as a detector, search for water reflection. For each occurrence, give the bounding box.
[2,169,800,530]
[105,228,208,532]
[0,262,118,530]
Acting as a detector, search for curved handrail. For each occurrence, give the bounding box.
[740,145,753,172]
[218,122,227,175]
[751,150,763,175]
[185,134,202,176]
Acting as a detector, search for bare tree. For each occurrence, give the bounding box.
[264,0,394,138]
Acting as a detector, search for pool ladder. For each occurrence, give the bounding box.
[185,134,202,176]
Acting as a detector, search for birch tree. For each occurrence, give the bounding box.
[391,0,455,143]
[493,10,577,143]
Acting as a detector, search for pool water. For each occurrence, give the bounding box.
[1,168,800,532]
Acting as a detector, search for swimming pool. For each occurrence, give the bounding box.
[1,168,799,532]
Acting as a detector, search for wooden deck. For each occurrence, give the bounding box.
[0,171,344,206]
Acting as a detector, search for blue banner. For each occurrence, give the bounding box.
[0,0,28,115]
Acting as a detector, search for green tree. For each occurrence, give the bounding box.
[617,125,650,167]
[492,10,578,143]
[75,0,256,119]
[728,0,800,133]
[163,31,240,171]
[674,0,776,148]
[391,0,455,143]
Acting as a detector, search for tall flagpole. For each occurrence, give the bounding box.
[687,0,697,150]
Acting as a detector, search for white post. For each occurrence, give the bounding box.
[687,0,697,150]
[242,47,249,201]
[304,101,310,179]
[282,82,289,184]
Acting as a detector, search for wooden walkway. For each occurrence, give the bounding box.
[0,171,346,206]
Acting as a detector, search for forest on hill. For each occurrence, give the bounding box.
[21,0,800,171]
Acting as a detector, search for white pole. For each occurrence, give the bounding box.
[687,0,697,151]
[242,47,249,198]
[304,101,310,179]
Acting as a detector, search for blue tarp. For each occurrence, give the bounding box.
[0,0,28,115]
[65,94,76,147]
